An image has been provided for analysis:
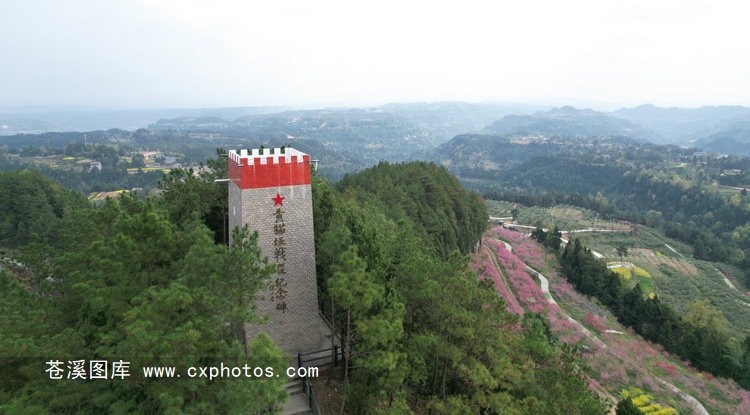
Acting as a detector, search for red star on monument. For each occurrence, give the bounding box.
[272,193,285,206]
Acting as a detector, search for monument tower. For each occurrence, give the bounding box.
[228,147,328,355]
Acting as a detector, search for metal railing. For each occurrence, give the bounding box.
[301,376,321,415]
[297,347,342,414]
[298,346,341,368]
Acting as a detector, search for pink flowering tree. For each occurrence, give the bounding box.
[472,249,524,315]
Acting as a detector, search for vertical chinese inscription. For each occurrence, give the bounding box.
[270,193,288,313]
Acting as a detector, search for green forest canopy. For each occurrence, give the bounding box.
[1,160,607,414]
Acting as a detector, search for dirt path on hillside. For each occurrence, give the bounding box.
[715,267,738,290]
[713,267,750,310]
[533,262,709,414]
[499,237,710,415]
[658,379,710,415]
[481,244,524,314]
[488,237,614,409]
[664,243,683,257]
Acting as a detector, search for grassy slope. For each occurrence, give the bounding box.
[582,230,750,336]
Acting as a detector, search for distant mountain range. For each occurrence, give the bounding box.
[381,101,547,141]
[149,109,438,170]
[693,121,750,155]
[611,104,750,145]
[0,107,290,135]
[0,102,545,139]
[475,104,750,155]
[145,103,554,170]
[5,102,750,158]
[482,106,660,142]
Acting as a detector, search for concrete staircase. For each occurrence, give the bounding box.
[280,347,340,415]
[280,333,341,415]
[281,377,312,415]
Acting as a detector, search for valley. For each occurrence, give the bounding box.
[5,101,750,413]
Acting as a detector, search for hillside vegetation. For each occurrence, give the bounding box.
[0,170,88,247]
[484,225,750,413]
[7,101,750,412]
[1,160,610,414]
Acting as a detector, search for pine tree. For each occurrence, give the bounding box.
[328,245,384,414]
[220,225,276,356]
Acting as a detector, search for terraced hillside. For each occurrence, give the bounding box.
[582,230,750,336]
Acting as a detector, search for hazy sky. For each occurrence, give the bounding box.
[3,0,749,110]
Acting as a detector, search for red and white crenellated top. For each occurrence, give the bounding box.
[228,148,311,189]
